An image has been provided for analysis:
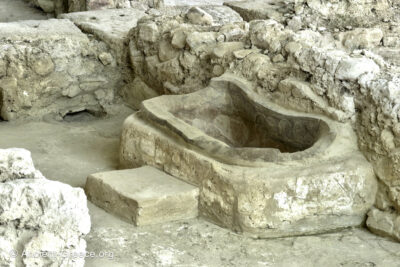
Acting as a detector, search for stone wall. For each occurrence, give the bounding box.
[26,0,225,15]
[0,19,123,120]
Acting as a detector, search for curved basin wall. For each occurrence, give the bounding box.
[121,74,377,238]
[173,84,327,153]
[141,77,334,165]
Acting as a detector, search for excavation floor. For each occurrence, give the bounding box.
[0,0,52,22]
[0,110,400,266]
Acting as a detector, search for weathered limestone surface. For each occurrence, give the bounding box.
[85,166,199,226]
[0,148,44,182]
[367,208,400,241]
[225,0,293,23]
[0,19,123,120]
[225,0,396,29]
[129,6,244,96]
[120,75,377,238]
[60,8,156,109]
[0,148,90,267]
[60,8,147,64]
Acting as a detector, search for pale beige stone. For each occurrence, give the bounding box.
[85,166,199,226]
[120,74,377,238]
[367,208,400,241]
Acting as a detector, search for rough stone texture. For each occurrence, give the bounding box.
[367,208,400,241]
[129,6,244,95]
[0,19,123,120]
[0,179,90,267]
[225,0,396,30]
[60,8,147,64]
[60,8,154,109]
[85,166,199,225]
[0,148,44,182]
[119,75,377,238]
[225,0,294,23]
[0,148,91,267]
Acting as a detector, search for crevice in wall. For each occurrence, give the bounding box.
[62,108,104,122]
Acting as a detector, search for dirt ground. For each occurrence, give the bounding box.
[0,108,400,267]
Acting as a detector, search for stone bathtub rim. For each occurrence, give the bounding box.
[139,74,354,167]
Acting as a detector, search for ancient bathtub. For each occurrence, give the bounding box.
[119,74,377,238]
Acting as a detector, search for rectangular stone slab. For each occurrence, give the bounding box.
[85,166,199,226]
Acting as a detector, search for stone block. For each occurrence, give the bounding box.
[85,166,199,226]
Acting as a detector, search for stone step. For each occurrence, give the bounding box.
[85,166,199,226]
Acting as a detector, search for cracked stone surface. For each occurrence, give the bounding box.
[0,148,91,267]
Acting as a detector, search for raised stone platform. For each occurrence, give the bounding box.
[120,74,377,238]
[85,166,199,226]
[59,8,147,65]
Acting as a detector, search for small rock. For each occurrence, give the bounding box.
[139,22,159,43]
[94,89,106,100]
[285,42,302,54]
[62,85,81,98]
[216,34,225,43]
[272,54,285,63]
[98,52,113,65]
[367,208,400,241]
[294,5,304,15]
[393,123,400,137]
[37,0,55,12]
[185,7,214,26]
[287,16,302,32]
[30,53,54,76]
[342,28,383,50]
[381,129,396,152]
[171,30,187,49]
[335,57,380,81]
[159,40,179,62]
[212,42,244,58]
[186,32,216,50]
[233,49,259,59]
[212,65,224,76]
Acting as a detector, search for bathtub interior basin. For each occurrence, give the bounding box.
[141,77,334,166]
